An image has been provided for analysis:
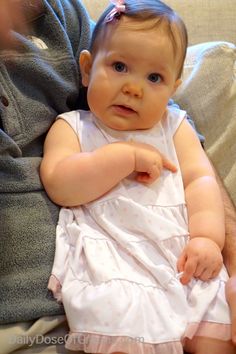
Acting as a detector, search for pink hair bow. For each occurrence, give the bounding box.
[105,0,126,22]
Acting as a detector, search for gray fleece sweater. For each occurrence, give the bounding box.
[0,0,91,323]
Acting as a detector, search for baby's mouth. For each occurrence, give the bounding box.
[113,104,136,115]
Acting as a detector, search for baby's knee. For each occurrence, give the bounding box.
[184,336,236,354]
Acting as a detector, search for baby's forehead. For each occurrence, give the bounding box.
[105,18,180,56]
[107,16,171,35]
[101,16,182,49]
[95,17,183,54]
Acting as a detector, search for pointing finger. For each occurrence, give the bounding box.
[162,155,177,173]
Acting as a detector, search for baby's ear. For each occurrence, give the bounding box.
[79,50,92,87]
[172,78,182,95]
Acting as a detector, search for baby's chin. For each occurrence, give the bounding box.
[94,109,157,131]
[105,116,154,132]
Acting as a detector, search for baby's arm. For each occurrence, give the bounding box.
[40,118,176,207]
[174,119,224,284]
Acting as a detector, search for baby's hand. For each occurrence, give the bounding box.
[129,141,177,184]
[177,237,223,285]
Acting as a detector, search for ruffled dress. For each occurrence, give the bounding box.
[48,107,231,354]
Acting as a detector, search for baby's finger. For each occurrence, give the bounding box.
[211,266,222,279]
[193,263,206,278]
[197,268,213,282]
[136,172,152,184]
[137,163,162,184]
[177,251,187,272]
[180,257,197,285]
[162,155,177,173]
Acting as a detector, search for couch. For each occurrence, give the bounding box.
[1,1,235,354]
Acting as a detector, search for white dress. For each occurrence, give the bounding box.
[48,107,231,354]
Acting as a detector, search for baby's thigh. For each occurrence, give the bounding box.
[184,336,236,354]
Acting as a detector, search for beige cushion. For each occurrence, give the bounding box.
[164,0,236,45]
[82,0,108,21]
[173,41,236,204]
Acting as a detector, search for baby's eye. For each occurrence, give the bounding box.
[148,73,162,83]
[113,62,127,72]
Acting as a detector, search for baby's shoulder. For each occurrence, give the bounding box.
[162,106,187,135]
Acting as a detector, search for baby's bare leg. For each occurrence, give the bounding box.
[184,336,236,354]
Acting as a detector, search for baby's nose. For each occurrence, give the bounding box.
[122,82,143,98]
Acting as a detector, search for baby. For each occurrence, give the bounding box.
[40,0,234,353]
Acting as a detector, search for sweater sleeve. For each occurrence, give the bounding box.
[0,0,92,324]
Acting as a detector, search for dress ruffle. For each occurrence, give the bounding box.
[65,332,183,353]
[65,321,232,353]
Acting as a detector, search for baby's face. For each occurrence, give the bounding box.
[82,18,181,131]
